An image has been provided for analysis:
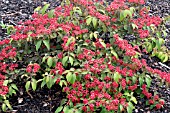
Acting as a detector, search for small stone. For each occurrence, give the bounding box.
[43,102,48,107]
[140,109,144,112]
[145,107,150,110]
[135,109,138,112]
[147,111,150,113]
[18,98,23,104]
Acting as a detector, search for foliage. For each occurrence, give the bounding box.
[0,0,169,112]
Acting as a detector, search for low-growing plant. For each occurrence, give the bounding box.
[0,0,170,112]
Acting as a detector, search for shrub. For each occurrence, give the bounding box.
[0,0,169,112]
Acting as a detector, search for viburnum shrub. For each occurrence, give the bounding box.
[0,0,170,112]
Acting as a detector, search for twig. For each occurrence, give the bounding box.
[13,103,28,108]
[9,20,17,26]
[27,91,33,99]
[158,62,170,70]
[1,12,20,17]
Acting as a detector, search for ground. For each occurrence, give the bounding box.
[0,0,170,113]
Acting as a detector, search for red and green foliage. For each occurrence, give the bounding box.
[0,0,170,112]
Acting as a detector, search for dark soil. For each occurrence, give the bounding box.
[0,0,170,113]
[7,84,66,113]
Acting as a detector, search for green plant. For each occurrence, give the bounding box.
[0,21,15,35]
[138,17,170,62]
[0,0,169,113]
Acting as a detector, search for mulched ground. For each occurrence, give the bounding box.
[0,0,170,113]
[8,84,66,113]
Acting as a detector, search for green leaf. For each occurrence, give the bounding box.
[164,15,170,21]
[129,7,135,14]
[81,71,88,75]
[9,87,13,96]
[92,17,98,28]
[3,80,8,86]
[43,39,50,50]
[140,94,145,98]
[42,56,47,63]
[48,9,55,18]
[69,56,74,66]
[86,17,92,25]
[36,40,42,51]
[100,107,107,113]
[2,103,6,112]
[46,76,53,89]
[76,9,82,16]
[7,25,14,35]
[124,25,128,30]
[73,7,82,16]
[124,92,130,96]
[99,39,106,48]
[132,76,137,83]
[158,38,165,45]
[74,103,84,108]
[114,72,121,82]
[34,6,41,12]
[55,106,63,113]
[162,54,169,62]
[98,9,105,14]
[11,84,18,91]
[69,101,74,108]
[130,97,137,104]
[120,11,124,21]
[162,30,167,37]
[146,100,149,105]
[150,105,155,109]
[157,52,163,59]
[46,76,50,83]
[145,76,151,88]
[41,78,46,88]
[102,23,107,32]
[127,106,133,113]
[123,10,132,18]
[41,4,50,15]
[62,56,69,66]
[66,72,72,83]
[71,73,77,84]
[119,104,123,112]
[60,99,67,106]
[155,40,161,50]
[160,54,165,62]
[139,77,144,86]
[63,106,70,113]
[47,57,53,67]
[31,79,37,91]
[90,32,93,39]
[128,101,134,109]
[4,100,12,109]
[0,21,6,29]
[66,0,71,5]
[52,76,58,84]
[111,49,118,58]
[75,109,82,113]
[66,38,71,46]
[156,31,161,38]
[150,24,155,32]
[66,72,76,84]
[25,81,31,91]
[135,88,141,94]
[93,31,98,39]
[147,43,153,53]
[59,80,65,87]
[132,23,138,30]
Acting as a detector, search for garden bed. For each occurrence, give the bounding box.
[0,0,170,113]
